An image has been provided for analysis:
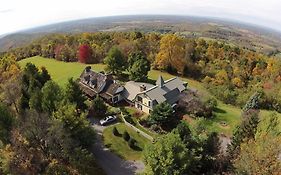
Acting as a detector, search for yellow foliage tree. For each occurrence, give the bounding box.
[232,77,244,88]
[215,70,229,85]
[155,34,186,74]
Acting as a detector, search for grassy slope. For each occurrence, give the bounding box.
[18,56,105,86]
[19,56,280,136]
[103,123,150,160]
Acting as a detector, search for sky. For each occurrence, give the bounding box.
[1,0,281,35]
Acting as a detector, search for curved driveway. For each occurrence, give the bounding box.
[90,118,145,175]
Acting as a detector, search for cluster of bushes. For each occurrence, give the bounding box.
[112,127,137,149]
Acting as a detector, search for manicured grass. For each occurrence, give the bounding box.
[103,123,150,160]
[18,56,105,86]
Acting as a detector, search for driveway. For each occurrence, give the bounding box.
[89,118,145,175]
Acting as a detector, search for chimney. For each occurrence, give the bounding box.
[105,73,113,80]
[140,84,146,92]
[85,66,91,72]
[156,75,165,88]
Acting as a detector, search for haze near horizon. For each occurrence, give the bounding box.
[1,0,281,35]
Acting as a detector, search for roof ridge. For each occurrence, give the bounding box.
[164,77,177,83]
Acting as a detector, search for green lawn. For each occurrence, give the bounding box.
[18,56,105,86]
[103,123,150,160]
[18,56,280,136]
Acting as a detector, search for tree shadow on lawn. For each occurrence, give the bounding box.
[214,107,226,114]
[131,145,143,152]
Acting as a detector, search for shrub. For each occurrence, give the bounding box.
[112,127,119,136]
[123,131,130,141]
[124,115,136,125]
[128,138,136,149]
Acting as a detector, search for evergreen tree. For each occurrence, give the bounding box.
[149,102,173,127]
[228,110,260,159]
[129,58,150,82]
[64,78,87,111]
[41,80,62,114]
[243,91,261,112]
[90,96,107,118]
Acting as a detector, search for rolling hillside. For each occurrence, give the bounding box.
[2,15,281,54]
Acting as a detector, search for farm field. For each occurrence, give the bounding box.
[19,56,281,136]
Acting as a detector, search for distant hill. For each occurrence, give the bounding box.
[1,15,281,54]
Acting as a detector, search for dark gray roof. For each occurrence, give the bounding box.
[139,76,186,105]
[79,68,123,96]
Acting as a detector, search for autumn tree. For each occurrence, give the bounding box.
[155,34,186,74]
[78,44,92,63]
[233,114,281,174]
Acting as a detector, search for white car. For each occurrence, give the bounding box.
[99,115,117,126]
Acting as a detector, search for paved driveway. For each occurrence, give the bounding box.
[90,118,145,175]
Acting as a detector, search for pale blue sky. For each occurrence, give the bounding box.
[1,0,281,35]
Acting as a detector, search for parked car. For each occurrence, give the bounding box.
[99,115,117,126]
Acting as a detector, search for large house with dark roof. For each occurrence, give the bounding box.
[122,76,186,114]
[79,66,124,104]
[79,67,186,113]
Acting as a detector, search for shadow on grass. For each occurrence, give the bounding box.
[130,145,143,152]
[146,78,156,85]
[214,107,226,114]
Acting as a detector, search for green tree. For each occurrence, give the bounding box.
[229,110,260,159]
[127,51,146,70]
[104,46,125,75]
[64,78,87,110]
[90,96,107,118]
[29,89,43,112]
[148,102,173,127]
[129,58,150,82]
[39,66,51,85]
[41,80,62,114]
[243,91,261,112]
[0,104,13,144]
[143,132,192,175]
[53,103,95,149]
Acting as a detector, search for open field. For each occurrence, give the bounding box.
[103,123,150,160]
[19,56,281,136]
[18,56,105,86]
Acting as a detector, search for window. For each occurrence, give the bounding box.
[113,96,119,103]
[137,96,142,103]
[137,104,142,110]
[148,101,151,107]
